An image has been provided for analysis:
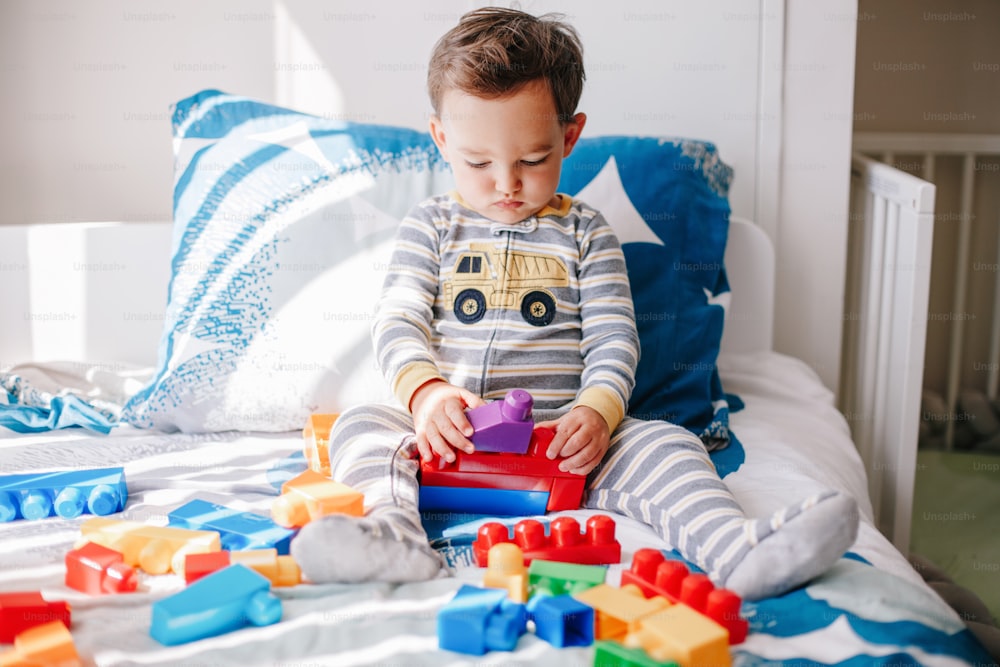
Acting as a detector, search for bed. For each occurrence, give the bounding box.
[0,91,994,666]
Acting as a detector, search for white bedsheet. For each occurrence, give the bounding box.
[0,351,988,666]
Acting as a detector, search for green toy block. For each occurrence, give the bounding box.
[528,559,607,597]
[593,640,680,667]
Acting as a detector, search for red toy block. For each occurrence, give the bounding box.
[472,515,621,567]
[65,541,138,595]
[0,592,71,643]
[184,549,301,587]
[620,548,748,645]
[0,620,80,666]
[183,551,232,584]
[420,427,586,512]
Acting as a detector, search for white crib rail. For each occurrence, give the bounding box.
[841,154,935,553]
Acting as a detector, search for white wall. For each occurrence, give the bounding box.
[0,0,857,393]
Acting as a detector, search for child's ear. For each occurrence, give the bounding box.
[428,114,449,161]
[561,112,587,157]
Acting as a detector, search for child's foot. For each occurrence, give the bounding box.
[291,514,446,583]
[720,491,859,600]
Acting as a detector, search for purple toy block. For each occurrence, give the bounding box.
[466,389,534,453]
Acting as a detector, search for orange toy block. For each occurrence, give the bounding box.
[65,541,138,595]
[184,549,301,587]
[271,469,363,528]
[483,543,528,603]
[0,621,80,667]
[624,604,731,667]
[303,414,338,477]
[78,517,220,575]
[572,583,670,641]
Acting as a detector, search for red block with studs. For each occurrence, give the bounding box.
[472,514,621,567]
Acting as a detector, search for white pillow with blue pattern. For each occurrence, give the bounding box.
[123,90,735,446]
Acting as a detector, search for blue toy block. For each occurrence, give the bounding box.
[419,485,549,516]
[528,594,594,648]
[150,564,281,645]
[466,389,534,453]
[0,467,127,522]
[438,584,527,655]
[167,499,296,554]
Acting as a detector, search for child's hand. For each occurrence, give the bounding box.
[537,406,610,476]
[410,380,486,463]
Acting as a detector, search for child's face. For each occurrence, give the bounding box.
[429,79,586,224]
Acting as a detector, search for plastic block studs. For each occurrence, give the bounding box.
[483,543,528,602]
[0,467,127,522]
[466,389,534,453]
[529,594,594,648]
[528,559,607,597]
[0,592,71,643]
[473,515,621,567]
[302,413,338,476]
[437,585,528,655]
[620,549,747,644]
[168,499,296,554]
[0,620,80,667]
[184,549,301,587]
[271,470,364,529]
[79,517,221,575]
[65,541,138,595]
[150,564,282,646]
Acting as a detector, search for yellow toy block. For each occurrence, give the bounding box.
[79,517,220,575]
[271,469,364,528]
[0,620,80,667]
[624,603,731,667]
[572,583,670,640]
[303,413,338,476]
[231,549,302,587]
[483,543,528,602]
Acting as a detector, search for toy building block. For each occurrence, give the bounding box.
[472,515,621,567]
[466,389,534,453]
[620,548,747,645]
[483,543,528,602]
[593,640,679,667]
[150,564,282,646]
[65,541,137,595]
[419,427,586,513]
[419,485,550,516]
[529,594,594,648]
[270,469,364,529]
[168,499,296,554]
[623,604,731,667]
[79,517,221,575]
[0,592,71,643]
[528,559,607,597]
[0,620,80,667]
[184,549,301,587]
[0,467,127,522]
[437,584,527,655]
[572,584,670,641]
[302,413,338,476]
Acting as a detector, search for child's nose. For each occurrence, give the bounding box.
[495,167,521,195]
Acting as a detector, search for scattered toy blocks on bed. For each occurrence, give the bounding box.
[620,548,747,645]
[302,413,338,476]
[437,584,528,655]
[78,517,221,575]
[150,564,282,646]
[466,389,535,453]
[65,541,137,595]
[529,594,595,648]
[167,499,296,554]
[0,467,126,522]
[0,592,71,643]
[472,515,621,567]
[0,620,80,667]
[528,559,608,596]
[184,549,301,587]
[270,470,363,528]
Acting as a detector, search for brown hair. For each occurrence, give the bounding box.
[427,7,585,123]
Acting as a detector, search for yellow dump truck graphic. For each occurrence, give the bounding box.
[443,243,569,326]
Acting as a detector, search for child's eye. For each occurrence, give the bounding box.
[465,161,489,169]
[521,157,548,166]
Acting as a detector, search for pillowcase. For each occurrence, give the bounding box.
[124,90,735,447]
